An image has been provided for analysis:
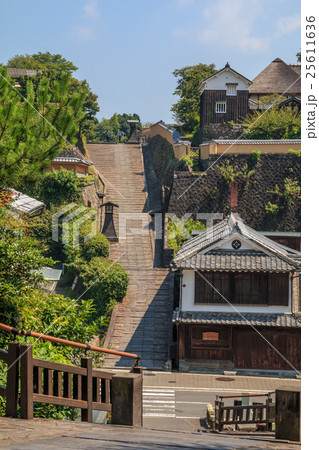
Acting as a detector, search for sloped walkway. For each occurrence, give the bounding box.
[87,144,173,369]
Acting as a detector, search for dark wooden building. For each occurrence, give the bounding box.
[199,63,252,127]
[171,213,301,373]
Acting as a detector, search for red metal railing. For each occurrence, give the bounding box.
[0,322,140,370]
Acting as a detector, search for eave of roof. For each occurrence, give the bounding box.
[173,252,298,272]
[172,311,301,328]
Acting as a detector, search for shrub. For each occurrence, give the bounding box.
[167,217,206,255]
[82,234,109,260]
[251,149,261,161]
[265,202,280,214]
[72,257,129,317]
[286,149,301,157]
[36,168,82,206]
[283,178,301,202]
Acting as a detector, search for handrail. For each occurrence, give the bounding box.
[217,392,275,400]
[0,322,140,369]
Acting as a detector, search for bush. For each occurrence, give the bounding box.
[36,168,82,206]
[27,203,97,263]
[167,217,206,255]
[286,149,301,157]
[82,234,109,261]
[71,257,129,317]
[251,149,261,161]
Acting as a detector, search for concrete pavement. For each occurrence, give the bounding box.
[0,418,300,449]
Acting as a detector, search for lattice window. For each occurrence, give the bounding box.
[215,101,227,113]
[227,84,237,96]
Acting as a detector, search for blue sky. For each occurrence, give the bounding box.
[0,0,300,123]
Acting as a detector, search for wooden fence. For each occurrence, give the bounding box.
[215,393,275,431]
[1,342,142,424]
[19,343,112,421]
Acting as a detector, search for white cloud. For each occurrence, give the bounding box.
[275,14,300,38]
[196,0,269,53]
[83,0,100,20]
[70,25,94,41]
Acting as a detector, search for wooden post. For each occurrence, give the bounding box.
[81,356,93,423]
[20,344,33,419]
[275,388,301,441]
[111,373,142,427]
[5,342,20,417]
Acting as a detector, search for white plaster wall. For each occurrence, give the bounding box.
[202,70,249,92]
[180,269,291,313]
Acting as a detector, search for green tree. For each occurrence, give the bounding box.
[171,63,216,131]
[6,52,99,143]
[7,51,78,75]
[242,96,301,140]
[0,67,85,188]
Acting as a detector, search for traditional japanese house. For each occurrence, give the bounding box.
[199,62,252,128]
[249,58,301,109]
[171,213,301,374]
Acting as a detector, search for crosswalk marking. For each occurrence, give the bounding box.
[143,389,176,418]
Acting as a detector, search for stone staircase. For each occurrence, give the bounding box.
[87,144,173,369]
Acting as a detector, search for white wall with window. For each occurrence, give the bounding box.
[180,269,291,313]
[226,84,237,96]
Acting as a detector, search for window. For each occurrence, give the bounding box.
[215,101,227,113]
[227,84,237,96]
[195,271,289,306]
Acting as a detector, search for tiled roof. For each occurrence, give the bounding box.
[173,213,300,271]
[7,68,38,77]
[172,311,301,328]
[54,147,92,166]
[249,58,301,95]
[10,189,44,215]
[176,251,297,272]
[205,139,301,145]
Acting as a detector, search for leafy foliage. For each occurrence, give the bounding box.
[0,205,104,420]
[0,66,85,188]
[6,52,99,146]
[242,96,301,140]
[218,160,255,183]
[35,169,83,206]
[251,149,261,161]
[7,52,78,74]
[93,113,142,143]
[171,63,216,132]
[82,234,110,261]
[286,148,301,157]
[167,217,206,255]
[27,203,97,262]
[265,202,280,215]
[283,178,301,202]
[70,257,129,317]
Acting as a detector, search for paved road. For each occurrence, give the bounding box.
[0,417,299,449]
[142,386,278,433]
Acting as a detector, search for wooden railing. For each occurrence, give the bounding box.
[215,393,275,431]
[0,320,143,425]
[19,343,112,421]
